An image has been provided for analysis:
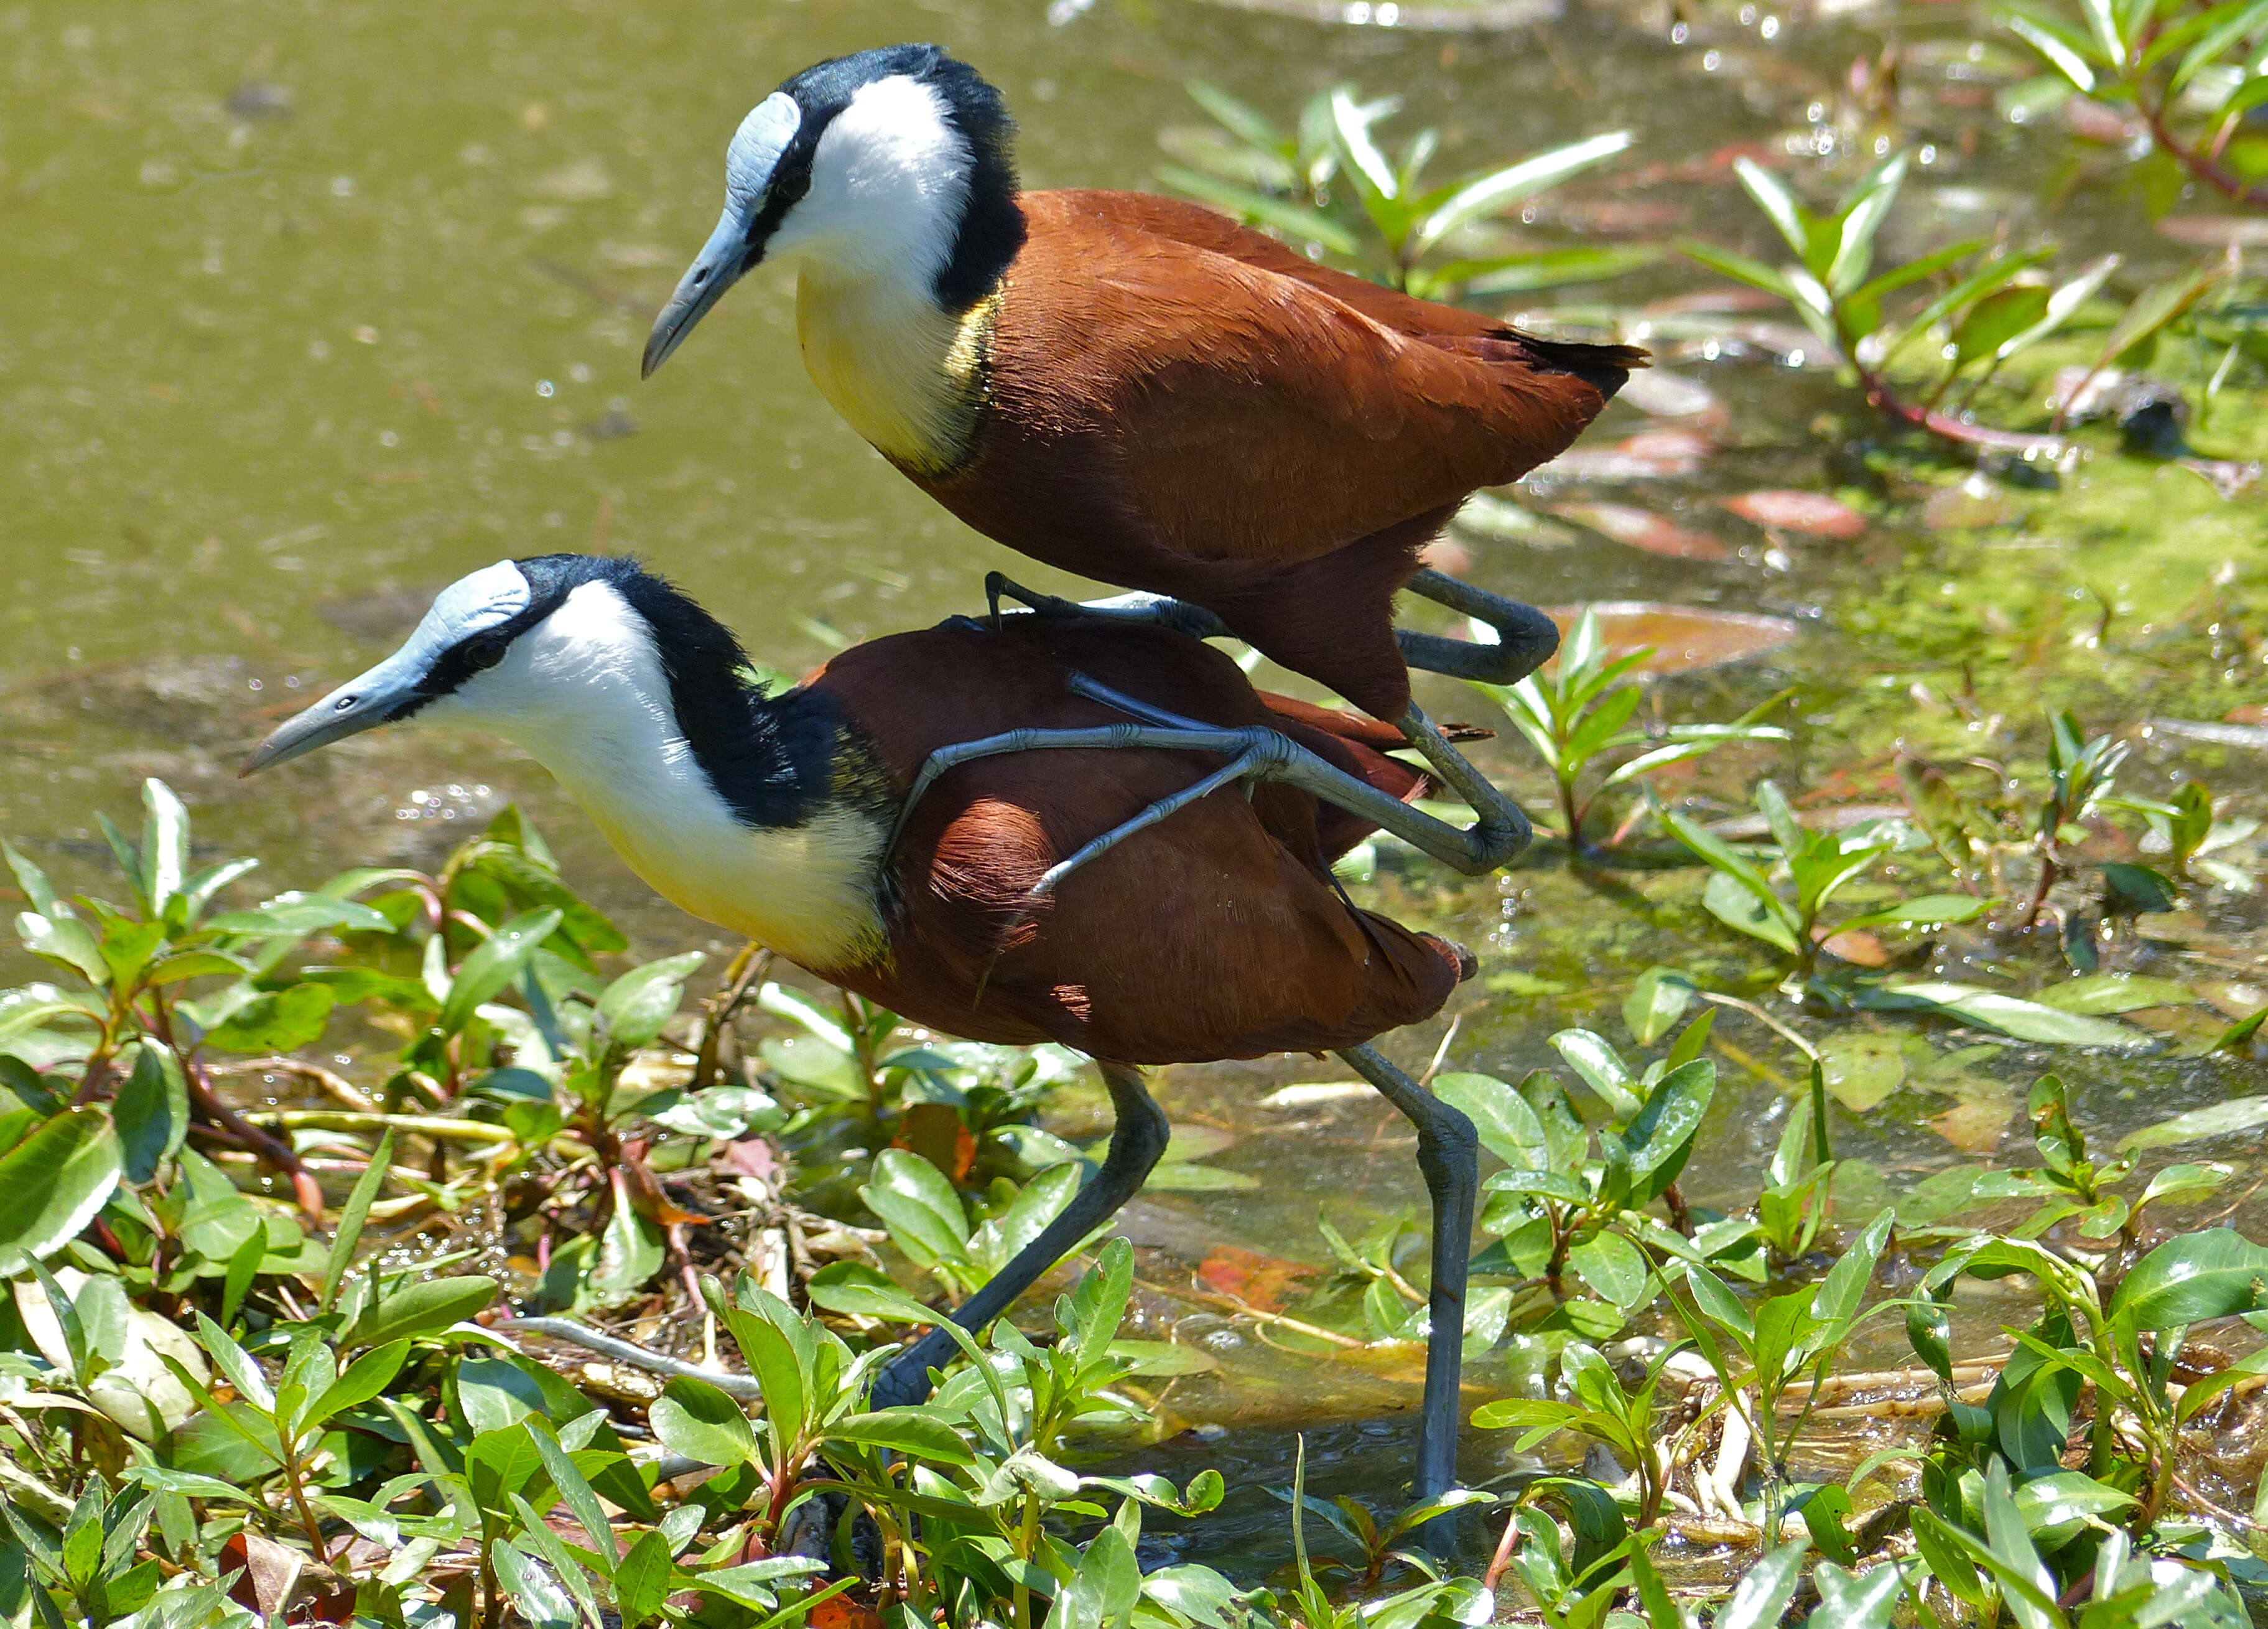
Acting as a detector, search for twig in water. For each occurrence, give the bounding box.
[495,1316,764,1400]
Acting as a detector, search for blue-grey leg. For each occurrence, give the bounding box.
[870,1063,1169,1409]
[883,694,1530,887]
[967,577,1538,875]
[1339,1042,1479,1553]
[983,568,1559,688]
[1397,567,1560,688]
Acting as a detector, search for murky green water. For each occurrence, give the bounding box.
[8,0,2268,1578]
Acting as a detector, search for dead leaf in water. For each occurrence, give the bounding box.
[2158,217,2268,247]
[1930,1098,2012,1155]
[1548,502,1729,560]
[1196,1244,1314,1312]
[1543,602,1800,674]
[1722,490,1868,538]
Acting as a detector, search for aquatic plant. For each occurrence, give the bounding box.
[3,779,2265,1627]
[1661,778,1986,979]
[1159,81,1649,298]
[2002,0,2268,211]
[1477,606,1789,859]
[1683,151,2224,452]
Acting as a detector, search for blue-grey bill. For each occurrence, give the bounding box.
[642,209,752,379]
[240,661,424,776]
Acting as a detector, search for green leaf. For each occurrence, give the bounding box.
[1056,1526,1141,1629]
[650,1376,758,1468]
[201,983,335,1053]
[825,1407,977,1466]
[323,1129,394,1314]
[1456,244,1663,295]
[1431,1072,1550,1169]
[1879,245,2057,367]
[1811,1208,1893,1327]
[1549,1030,1642,1122]
[1834,894,1989,933]
[591,1202,663,1299]
[1063,1236,1134,1365]
[1994,253,2121,362]
[114,1043,188,1183]
[1568,1231,1650,1309]
[1156,170,1360,256]
[593,953,705,1053]
[0,1108,123,1275]
[1732,159,1811,261]
[804,1261,937,1321]
[341,1274,498,1348]
[527,1425,621,1569]
[205,894,394,939]
[2,841,59,917]
[860,1148,971,1268]
[1703,870,1802,953]
[2013,1469,2134,1548]
[1677,240,1795,299]
[1326,88,1399,206]
[438,908,563,1037]
[1713,1518,1800,1607]
[1818,1034,1905,1113]
[1802,1560,1905,1629]
[2110,1227,2268,1332]
[493,1539,579,1629]
[2004,7,2103,88]
[17,912,108,987]
[1624,967,1696,1047]
[1855,983,2149,1048]
[705,1281,811,1450]
[610,1529,674,1629]
[1410,131,1634,257]
[2037,974,2195,1015]
[305,1341,410,1429]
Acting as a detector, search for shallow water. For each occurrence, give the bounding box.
[7,0,2268,1584]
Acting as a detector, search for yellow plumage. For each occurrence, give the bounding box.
[796,269,996,477]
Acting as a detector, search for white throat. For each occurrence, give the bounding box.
[432,582,886,970]
[772,75,972,296]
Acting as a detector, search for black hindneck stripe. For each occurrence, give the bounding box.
[513,555,837,831]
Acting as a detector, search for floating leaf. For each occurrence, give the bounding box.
[2116,1096,2268,1153]
[1543,604,1800,674]
[1548,502,1729,560]
[1820,1034,1906,1112]
[1722,490,1868,538]
[1856,983,2149,1049]
[2037,974,2196,1014]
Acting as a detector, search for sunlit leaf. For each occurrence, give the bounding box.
[1410,130,1634,258]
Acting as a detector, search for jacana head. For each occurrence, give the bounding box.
[642,43,1025,378]
[241,555,749,776]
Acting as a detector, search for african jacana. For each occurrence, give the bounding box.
[642,44,1645,870]
[244,554,1483,1511]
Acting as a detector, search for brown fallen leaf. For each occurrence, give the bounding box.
[1543,602,1800,674]
[1196,1244,1316,1313]
[221,1531,305,1621]
[1930,1099,2012,1155]
[1722,490,1868,538]
[892,1101,978,1183]
[1550,502,1729,560]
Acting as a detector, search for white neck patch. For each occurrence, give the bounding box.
[771,73,971,295]
[427,581,886,970]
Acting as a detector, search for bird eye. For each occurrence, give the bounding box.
[463,635,509,673]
